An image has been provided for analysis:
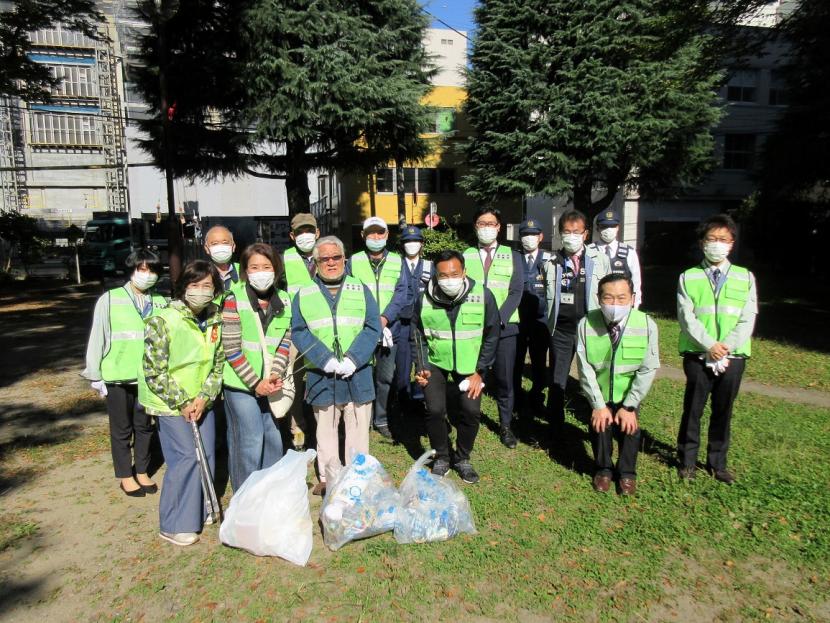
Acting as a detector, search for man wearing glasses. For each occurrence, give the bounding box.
[543,209,611,435]
[576,274,659,495]
[291,236,381,496]
[676,214,758,485]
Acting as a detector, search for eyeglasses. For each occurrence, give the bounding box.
[475,220,499,228]
[562,230,585,236]
[704,237,733,244]
[318,255,344,264]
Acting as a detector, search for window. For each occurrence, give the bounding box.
[435,108,456,133]
[441,38,454,46]
[438,168,456,193]
[403,168,417,194]
[317,175,328,200]
[723,134,756,170]
[417,168,437,194]
[30,112,100,147]
[374,167,456,194]
[768,70,788,106]
[726,69,758,103]
[48,64,97,98]
[375,168,394,193]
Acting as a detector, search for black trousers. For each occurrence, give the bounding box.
[548,327,578,428]
[677,355,746,471]
[422,363,481,463]
[590,403,641,479]
[514,318,550,402]
[105,383,153,478]
[492,332,518,429]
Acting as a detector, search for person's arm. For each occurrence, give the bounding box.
[575,318,608,410]
[81,293,110,381]
[143,316,191,412]
[721,272,758,352]
[621,316,660,408]
[628,247,643,308]
[475,288,502,372]
[676,273,717,351]
[380,271,407,324]
[270,328,293,377]
[221,294,260,391]
[344,287,382,367]
[199,322,226,406]
[290,293,336,370]
[543,260,557,330]
[497,251,524,326]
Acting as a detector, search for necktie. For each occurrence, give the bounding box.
[711,268,721,287]
[610,323,621,345]
[526,253,534,271]
[483,247,494,274]
[571,253,580,277]
[605,245,612,259]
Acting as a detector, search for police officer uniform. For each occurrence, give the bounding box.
[514,219,551,411]
[589,210,643,307]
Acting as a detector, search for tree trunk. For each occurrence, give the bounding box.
[285,142,311,216]
[395,156,406,228]
[572,178,593,216]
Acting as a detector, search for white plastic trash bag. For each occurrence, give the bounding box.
[219,449,316,565]
[394,450,477,544]
[320,452,400,551]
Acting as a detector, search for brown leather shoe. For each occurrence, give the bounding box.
[708,467,735,485]
[311,482,326,496]
[618,478,637,496]
[592,473,612,493]
[678,465,696,481]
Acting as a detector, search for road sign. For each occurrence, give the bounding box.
[425,213,439,228]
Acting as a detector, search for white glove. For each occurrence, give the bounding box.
[323,357,339,374]
[382,327,394,348]
[458,379,485,392]
[91,380,107,398]
[705,355,731,376]
[336,357,357,378]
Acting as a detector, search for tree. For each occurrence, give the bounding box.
[0,210,47,270]
[463,0,766,222]
[0,0,102,100]
[130,0,434,216]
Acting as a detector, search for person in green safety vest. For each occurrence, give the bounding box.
[291,236,381,497]
[139,260,225,546]
[203,225,240,292]
[222,243,295,491]
[576,274,660,495]
[346,216,407,440]
[82,249,167,497]
[282,212,320,451]
[676,214,758,485]
[412,250,501,484]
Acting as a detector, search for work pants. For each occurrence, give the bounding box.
[313,401,371,483]
[105,382,153,478]
[422,364,481,464]
[548,328,578,429]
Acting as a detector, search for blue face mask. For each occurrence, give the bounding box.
[366,237,387,253]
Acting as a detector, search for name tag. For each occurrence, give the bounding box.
[560,293,575,305]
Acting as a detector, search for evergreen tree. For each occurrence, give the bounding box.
[463,0,764,221]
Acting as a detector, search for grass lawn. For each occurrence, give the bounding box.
[94,380,830,622]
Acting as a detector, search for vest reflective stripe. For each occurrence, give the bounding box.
[101,287,166,383]
[585,309,649,404]
[298,278,367,362]
[350,251,402,313]
[222,281,292,391]
[463,245,519,323]
[138,306,222,415]
[678,265,752,357]
[283,247,315,296]
[421,283,485,375]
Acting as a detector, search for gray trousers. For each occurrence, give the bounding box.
[157,411,216,534]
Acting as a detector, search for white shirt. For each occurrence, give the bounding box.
[524,250,538,265]
[478,244,498,266]
[596,239,643,308]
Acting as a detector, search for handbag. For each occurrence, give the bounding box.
[252,308,296,419]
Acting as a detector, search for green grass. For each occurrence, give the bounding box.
[652,314,830,392]
[106,383,830,622]
[0,514,39,552]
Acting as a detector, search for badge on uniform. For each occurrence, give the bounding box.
[614,260,623,267]
[560,292,575,305]
[579,267,585,276]
[211,325,219,343]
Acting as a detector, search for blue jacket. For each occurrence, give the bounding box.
[346,249,408,342]
[290,276,381,407]
[397,257,433,324]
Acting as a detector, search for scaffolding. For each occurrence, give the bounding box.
[0,96,27,212]
[96,24,129,213]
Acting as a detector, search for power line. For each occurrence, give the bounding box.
[420,6,471,41]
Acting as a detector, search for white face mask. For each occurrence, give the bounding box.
[599,227,618,244]
[562,233,584,255]
[601,303,631,326]
[476,226,499,245]
[185,289,214,312]
[208,244,233,264]
[131,270,158,291]
[366,237,387,253]
[437,277,464,298]
[248,270,275,293]
[403,242,422,257]
[703,241,731,264]
[521,235,540,252]
[295,233,316,253]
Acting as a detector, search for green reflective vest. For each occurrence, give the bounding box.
[222,281,292,391]
[678,264,752,357]
[298,277,367,363]
[100,287,167,383]
[350,251,402,314]
[463,245,518,324]
[421,282,485,375]
[138,306,222,415]
[585,309,649,404]
[283,247,315,296]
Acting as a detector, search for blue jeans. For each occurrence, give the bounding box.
[157,411,215,534]
[373,343,398,428]
[224,387,284,491]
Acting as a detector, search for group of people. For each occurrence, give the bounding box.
[82,207,757,546]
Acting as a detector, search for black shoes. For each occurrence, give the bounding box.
[431,459,451,477]
[707,466,736,485]
[678,465,697,481]
[120,481,145,497]
[454,461,479,484]
[140,482,158,494]
[375,424,393,440]
[500,427,518,449]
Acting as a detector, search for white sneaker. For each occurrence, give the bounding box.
[159,531,199,546]
[203,514,216,526]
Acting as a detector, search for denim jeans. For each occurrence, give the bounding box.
[224,387,284,491]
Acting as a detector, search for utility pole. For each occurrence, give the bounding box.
[156,0,183,283]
